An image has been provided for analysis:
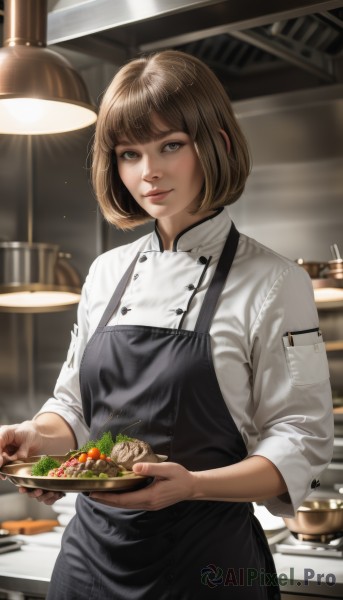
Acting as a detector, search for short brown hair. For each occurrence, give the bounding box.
[92,50,251,229]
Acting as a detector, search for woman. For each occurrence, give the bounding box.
[0,50,333,599]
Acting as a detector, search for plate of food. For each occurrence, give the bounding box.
[0,433,167,493]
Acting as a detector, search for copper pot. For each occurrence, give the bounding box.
[283,499,343,542]
[296,259,327,278]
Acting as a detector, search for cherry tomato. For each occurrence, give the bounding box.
[87,447,101,460]
[99,453,107,461]
[78,453,88,463]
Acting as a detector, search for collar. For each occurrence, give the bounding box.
[150,207,232,254]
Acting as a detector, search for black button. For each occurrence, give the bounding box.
[197,256,207,265]
[138,255,147,263]
[175,308,183,315]
[310,479,320,489]
[133,273,139,280]
[165,572,175,582]
[121,307,129,315]
[187,284,195,290]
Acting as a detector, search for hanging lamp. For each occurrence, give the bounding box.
[0,0,97,134]
[0,0,93,310]
[0,136,82,313]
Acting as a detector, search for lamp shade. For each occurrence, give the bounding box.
[0,242,81,313]
[0,0,97,134]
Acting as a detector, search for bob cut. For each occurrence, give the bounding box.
[92,49,251,229]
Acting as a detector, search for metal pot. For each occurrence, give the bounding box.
[325,259,343,280]
[296,259,327,278]
[0,241,81,312]
[0,241,59,288]
[283,499,343,542]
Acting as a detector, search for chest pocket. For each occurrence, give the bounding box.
[283,328,330,386]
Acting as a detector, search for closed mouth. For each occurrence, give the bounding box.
[143,189,171,197]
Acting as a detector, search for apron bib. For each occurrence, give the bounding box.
[47,223,281,600]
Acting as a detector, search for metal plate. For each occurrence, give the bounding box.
[0,454,167,493]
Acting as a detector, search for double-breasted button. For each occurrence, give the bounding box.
[197,256,207,265]
[133,273,139,280]
[121,306,130,315]
[138,255,147,263]
[187,284,195,291]
[175,308,183,315]
[310,479,320,489]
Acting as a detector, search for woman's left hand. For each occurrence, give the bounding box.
[89,461,195,510]
[18,486,65,505]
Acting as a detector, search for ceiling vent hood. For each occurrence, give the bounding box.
[43,0,343,101]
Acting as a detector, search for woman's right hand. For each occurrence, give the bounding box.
[0,420,44,470]
[0,420,65,504]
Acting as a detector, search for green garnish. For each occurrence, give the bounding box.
[97,431,116,455]
[31,455,60,476]
[80,470,95,478]
[115,434,134,444]
[77,431,135,457]
[78,431,115,456]
[78,471,109,479]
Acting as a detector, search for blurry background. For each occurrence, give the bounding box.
[0,0,342,492]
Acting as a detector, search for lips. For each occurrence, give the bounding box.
[143,189,172,202]
[143,189,171,198]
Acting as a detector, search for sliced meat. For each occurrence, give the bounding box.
[111,439,159,470]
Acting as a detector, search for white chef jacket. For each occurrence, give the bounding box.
[36,207,334,517]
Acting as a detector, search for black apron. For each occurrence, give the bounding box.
[47,223,280,600]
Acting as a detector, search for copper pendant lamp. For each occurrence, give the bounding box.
[0,0,97,134]
[0,1,93,310]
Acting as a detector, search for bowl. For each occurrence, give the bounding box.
[283,499,343,539]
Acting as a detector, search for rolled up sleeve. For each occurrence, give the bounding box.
[249,266,334,517]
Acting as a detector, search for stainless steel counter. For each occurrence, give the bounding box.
[0,532,61,599]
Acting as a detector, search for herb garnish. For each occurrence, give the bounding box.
[78,431,115,456]
[31,455,61,476]
[115,434,134,443]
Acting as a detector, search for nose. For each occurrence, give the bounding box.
[141,154,162,181]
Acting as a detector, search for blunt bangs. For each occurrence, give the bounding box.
[92,50,251,229]
[101,59,199,149]
[104,96,188,148]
